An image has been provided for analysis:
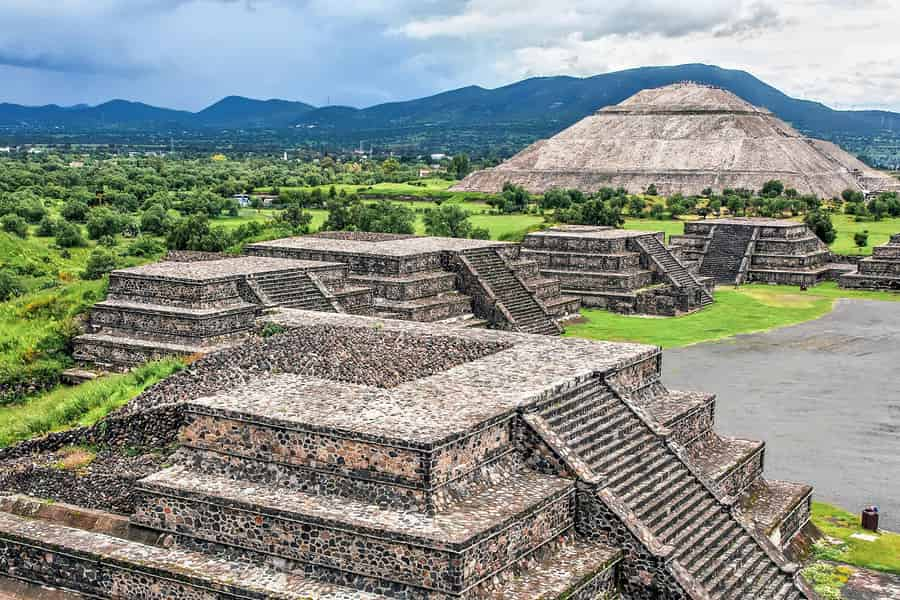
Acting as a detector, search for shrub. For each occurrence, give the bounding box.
[98,234,118,248]
[0,269,23,301]
[166,214,228,252]
[139,204,171,236]
[124,236,166,257]
[55,221,87,248]
[805,210,837,245]
[86,207,125,240]
[423,204,489,239]
[81,248,119,280]
[60,200,89,223]
[36,215,59,237]
[854,230,869,250]
[0,214,28,238]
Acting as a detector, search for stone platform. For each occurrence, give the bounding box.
[840,233,900,290]
[72,255,373,371]
[247,232,579,334]
[522,226,714,316]
[2,310,815,599]
[670,217,853,286]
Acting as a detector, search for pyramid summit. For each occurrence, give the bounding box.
[454,82,900,198]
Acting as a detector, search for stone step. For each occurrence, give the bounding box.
[72,333,217,369]
[0,511,377,600]
[375,292,472,322]
[133,464,576,596]
[547,394,623,435]
[686,435,765,499]
[478,534,621,599]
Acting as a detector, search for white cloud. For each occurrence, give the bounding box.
[0,0,898,111]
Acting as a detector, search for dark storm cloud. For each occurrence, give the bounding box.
[0,0,895,111]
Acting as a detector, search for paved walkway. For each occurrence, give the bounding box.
[842,567,900,599]
[665,299,900,531]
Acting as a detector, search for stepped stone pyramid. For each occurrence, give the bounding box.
[839,233,900,290]
[522,226,714,316]
[453,82,900,198]
[1,310,817,599]
[247,231,580,335]
[72,255,373,371]
[669,218,852,286]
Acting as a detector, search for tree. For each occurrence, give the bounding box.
[82,248,119,280]
[0,269,23,302]
[645,184,658,196]
[842,189,865,205]
[0,214,28,238]
[854,230,869,252]
[761,180,784,198]
[540,189,576,211]
[61,200,89,223]
[166,215,228,252]
[140,205,171,236]
[323,196,358,231]
[86,207,125,239]
[804,210,836,244]
[628,196,646,218]
[449,154,471,179]
[278,205,313,234]
[423,205,489,239]
[36,215,59,237]
[497,182,530,214]
[55,221,87,248]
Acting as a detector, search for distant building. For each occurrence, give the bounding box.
[69,161,85,168]
[254,194,279,207]
[0,147,11,154]
[430,153,448,161]
[232,194,251,208]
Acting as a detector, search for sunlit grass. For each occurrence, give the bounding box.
[565,283,899,348]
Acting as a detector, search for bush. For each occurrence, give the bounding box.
[0,269,23,301]
[54,221,87,248]
[98,234,118,248]
[36,215,59,237]
[86,207,125,240]
[60,200,89,223]
[854,230,869,250]
[805,210,837,245]
[81,248,119,280]
[423,204,489,239]
[139,204,171,236]
[124,236,166,257]
[166,214,228,252]
[1,214,28,238]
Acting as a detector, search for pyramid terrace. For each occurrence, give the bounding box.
[0,310,816,599]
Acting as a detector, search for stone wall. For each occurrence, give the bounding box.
[576,485,687,600]
[89,304,259,343]
[107,274,242,309]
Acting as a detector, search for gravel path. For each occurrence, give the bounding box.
[664,299,900,531]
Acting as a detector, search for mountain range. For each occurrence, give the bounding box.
[1,64,899,158]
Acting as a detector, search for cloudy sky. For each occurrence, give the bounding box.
[1,0,898,112]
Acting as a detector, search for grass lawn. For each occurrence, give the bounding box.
[565,282,900,348]
[811,502,900,574]
[828,213,900,256]
[0,358,183,448]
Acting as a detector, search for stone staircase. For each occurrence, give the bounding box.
[699,225,757,284]
[252,271,337,312]
[636,234,714,307]
[462,248,561,335]
[124,390,621,599]
[531,378,805,600]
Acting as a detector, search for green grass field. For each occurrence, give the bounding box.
[811,502,900,574]
[0,359,183,448]
[565,283,900,348]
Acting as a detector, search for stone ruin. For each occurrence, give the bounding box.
[669,218,853,286]
[71,234,581,372]
[522,226,714,316]
[0,310,817,599]
[453,82,900,199]
[839,233,900,290]
[246,231,579,333]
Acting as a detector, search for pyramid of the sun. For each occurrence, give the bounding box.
[453,83,900,198]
